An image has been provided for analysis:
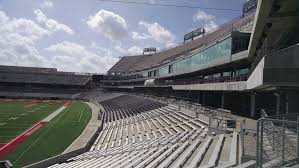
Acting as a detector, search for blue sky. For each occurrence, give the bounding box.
[0,0,245,73]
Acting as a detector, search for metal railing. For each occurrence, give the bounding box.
[0,160,12,168]
[142,93,250,159]
[256,112,299,167]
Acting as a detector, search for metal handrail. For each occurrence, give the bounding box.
[267,113,299,118]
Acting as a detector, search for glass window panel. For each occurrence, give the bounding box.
[168,37,232,75]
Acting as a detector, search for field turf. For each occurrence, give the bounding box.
[4,101,92,168]
[0,100,63,143]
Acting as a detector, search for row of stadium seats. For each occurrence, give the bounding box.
[48,95,255,168]
[90,105,206,150]
[78,90,124,102]
[100,95,165,122]
[0,91,78,99]
[0,65,57,73]
[0,85,84,94]
[0,85,86,99]
[0,72,91,86]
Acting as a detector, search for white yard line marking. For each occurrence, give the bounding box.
[78,106,85,123]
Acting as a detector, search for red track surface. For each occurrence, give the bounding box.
[0,121,48,159]
[64,101,72,107]
[0,144,6,148]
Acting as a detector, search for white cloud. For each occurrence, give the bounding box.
[0,14,50,42]
[45,41,118,73]
[87,10,176,49]
[0,10,116,73]
[0,37,45,67]
[165,42,177,48]
[40,0,54,9]
[193,10,215,22]
[115,45,143,56]
[192,10,218,32]
[138,21,176,48]
[0,10,49,67]
[91,41,113,56]
[0,11,9,24]
[127,46,143,55]
[149,0,157,4]
[132,31,151,40]
[87,9,128,41]
[34,9,74,35]
[204,21,218,31]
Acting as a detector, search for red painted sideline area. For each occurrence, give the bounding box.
[0,144,6,148]
[0,121,48,159]
[64,101,72,107]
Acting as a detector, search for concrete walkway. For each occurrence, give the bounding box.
[63,102,100,154]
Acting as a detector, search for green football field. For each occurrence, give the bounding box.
[0,100,92,168]
[0,100,63,144]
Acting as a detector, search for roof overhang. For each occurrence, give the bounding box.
[248,0,299,59]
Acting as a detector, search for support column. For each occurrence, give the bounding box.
[230,70,234,78]
[285,93,289,114]
[274,92,283,116]
[285,91,299,114]
[202,92,206,106]
[250,92,256,118]
[221,92,225,109]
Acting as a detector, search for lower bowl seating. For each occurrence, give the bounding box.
[48,95,254,168]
